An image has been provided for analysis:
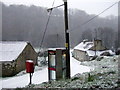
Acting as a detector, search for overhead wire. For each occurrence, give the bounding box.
[38,0,56,52]
[38,1,118,51]
[68,2,118,33]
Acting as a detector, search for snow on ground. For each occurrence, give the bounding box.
[71,54,91,76]
[70,49,91,76]
[1,66,48,89]
[80,56,118,74]
[0,50,91,89]
[34,55,119,88]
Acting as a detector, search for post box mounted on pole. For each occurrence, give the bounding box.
[26,60,34,85]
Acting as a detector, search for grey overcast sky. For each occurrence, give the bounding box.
[1,0,119,17]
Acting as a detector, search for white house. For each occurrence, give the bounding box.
[73,39,114,61]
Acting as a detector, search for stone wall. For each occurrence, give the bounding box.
[1,61,16,77]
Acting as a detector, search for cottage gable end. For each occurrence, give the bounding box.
[0,41,28,62]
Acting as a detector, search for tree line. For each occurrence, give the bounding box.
[2,3,119,50]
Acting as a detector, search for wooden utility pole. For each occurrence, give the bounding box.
[63,0,70,79]
[47,0,71,79]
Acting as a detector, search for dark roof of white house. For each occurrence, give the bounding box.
[0,41,28,61]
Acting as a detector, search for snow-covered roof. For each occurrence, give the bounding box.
[74,41,93,51]
[86,50,114,57]
[48,48,66,51]
[0,41,28,62]
[74,40,114,57]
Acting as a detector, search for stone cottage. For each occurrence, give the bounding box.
[73,39,114,61]
[0,41,38,77]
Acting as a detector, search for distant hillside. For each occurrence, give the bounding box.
[2,3,118,49]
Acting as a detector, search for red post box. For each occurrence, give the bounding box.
[26,60,34,73]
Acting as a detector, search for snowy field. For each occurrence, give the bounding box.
[0,51,91,89]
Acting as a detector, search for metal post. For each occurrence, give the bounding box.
[48,51,51,81]
[29,73,32,85]
[63,0,70,79]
